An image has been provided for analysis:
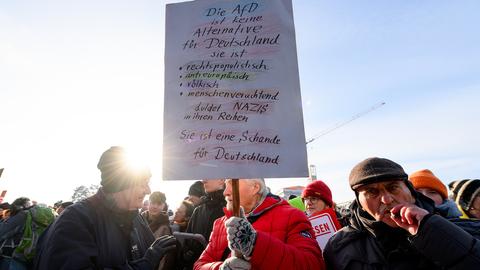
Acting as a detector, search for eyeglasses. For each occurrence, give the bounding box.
[303,197,321,203]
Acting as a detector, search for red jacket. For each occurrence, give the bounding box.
[194,194,325,270]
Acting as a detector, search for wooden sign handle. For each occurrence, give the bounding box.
[231,178,243,258]
[232,178,240,217]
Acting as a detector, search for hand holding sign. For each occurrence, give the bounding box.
[225,207,257,260]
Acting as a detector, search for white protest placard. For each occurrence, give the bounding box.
[163,0,308,180]
[309,208,341,250]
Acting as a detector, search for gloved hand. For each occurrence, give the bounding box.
[143,235,176,268]
[225,207,256,259]
[219,256,251,270]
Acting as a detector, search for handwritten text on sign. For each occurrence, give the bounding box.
[163,0,308,180]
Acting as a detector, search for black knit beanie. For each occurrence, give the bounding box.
[188,181,206,197]
[448,179,469,201]
[349,157,408,190]
[97,146,151,193]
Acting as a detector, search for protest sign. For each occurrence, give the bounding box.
[163,0,308,180]
[309,208,341,250]
[0,190,6,203]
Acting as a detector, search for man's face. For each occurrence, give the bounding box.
[356,180,415,227]
[202,179,225,193]
[116,178,151,211]
[224,179,259,212]
[416,188,443,206]
[303,196,328,216]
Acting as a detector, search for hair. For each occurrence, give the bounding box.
[247,178,269,197]
[181,200,195,219]
[60,201,74,208]
[10,197,31,216]
[149,191,166,205]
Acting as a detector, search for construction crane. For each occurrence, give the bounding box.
[306,101,386,145]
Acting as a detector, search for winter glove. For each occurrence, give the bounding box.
[219,256,251,270]
[225,207,257,259]
[143,235,176,268]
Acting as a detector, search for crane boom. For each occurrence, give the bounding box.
[306,102,386,145]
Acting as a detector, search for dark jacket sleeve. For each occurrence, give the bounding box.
[35,204,153,270]
[0,211,26,240]
[410,214,480,268]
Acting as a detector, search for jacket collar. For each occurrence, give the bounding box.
[90,188,139,221]
[201,189,225,204]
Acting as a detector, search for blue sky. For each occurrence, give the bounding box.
[1,0,479,206]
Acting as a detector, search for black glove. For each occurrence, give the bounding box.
[143,235,176,268]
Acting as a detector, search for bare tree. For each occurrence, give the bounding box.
[71,184,100,202]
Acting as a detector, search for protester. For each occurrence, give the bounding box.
[53,201,62,213]
[172,200,194,233]
[287,196,305,212]
[410,169,461,218]
[455,179,480,219]
[142,191,175,270]
[301,180,334,216]
[195,178,324,270]
[188,181,206,207]
[1,197,55,269]
[324,157,480,269]
[448,179,469,201]
[142,199,150,213]
[0,203,10,221]
[0,197,32,269]
[34,146,176,270]
[301,180,347,227]
[181,179,226,269]
[55,201,73,215]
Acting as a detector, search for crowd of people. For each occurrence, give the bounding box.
[1,146,480,270]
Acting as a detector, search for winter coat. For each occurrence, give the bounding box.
[180,189,225,270]
[194,194,325,270]
[142,211,172,239]
[141,211,175,270]
[324,193,480,270]
[34,189,156,270]
[0,210,27,257]
[436,199,462,218]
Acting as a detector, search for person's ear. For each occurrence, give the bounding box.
[253,182,261,194]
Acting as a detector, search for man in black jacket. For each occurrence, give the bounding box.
[34,146,176,270]
[324,157,480,270]
[181,179,225,270]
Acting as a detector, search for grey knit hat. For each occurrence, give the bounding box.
[349,157,408,190]
[97,146,151,193]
